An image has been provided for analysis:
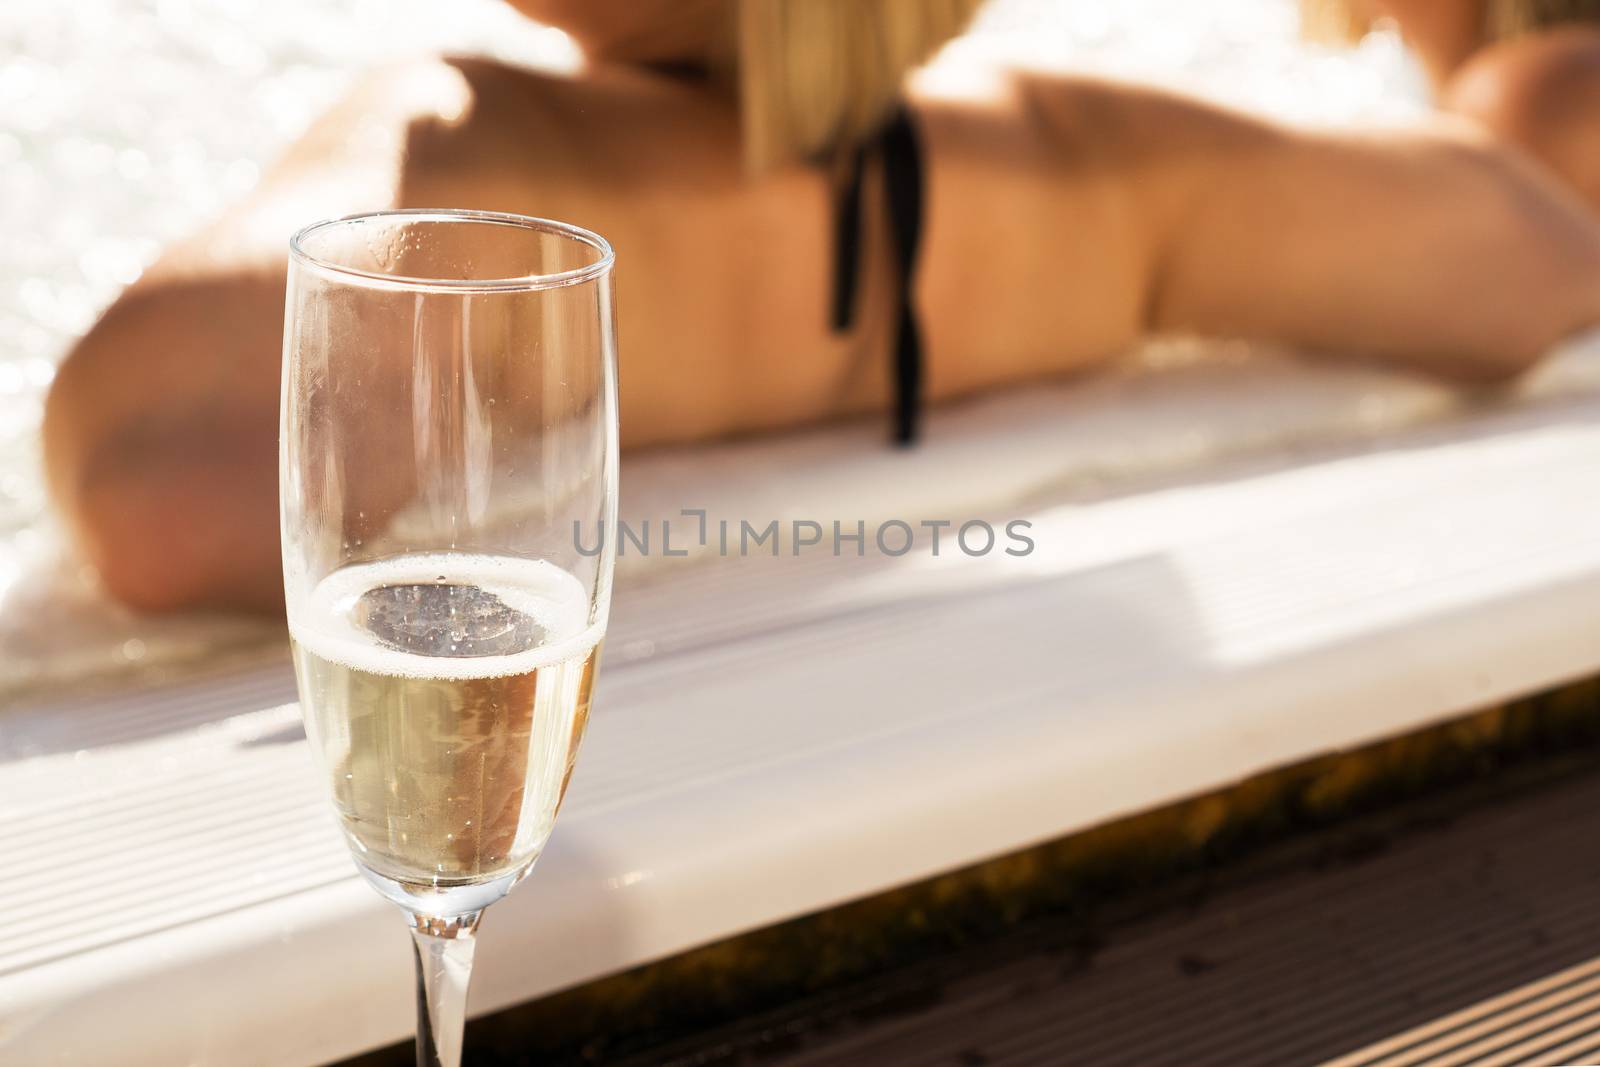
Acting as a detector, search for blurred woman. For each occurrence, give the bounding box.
[43,0,1600,613]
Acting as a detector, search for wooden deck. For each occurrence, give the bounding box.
[608,759,1600,1067]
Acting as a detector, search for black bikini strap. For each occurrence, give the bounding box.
[830,106,926,446]
[831,141,866,334]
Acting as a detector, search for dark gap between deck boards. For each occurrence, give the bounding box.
[339,678,1600,1067]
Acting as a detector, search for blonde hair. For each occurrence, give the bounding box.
[1301,0,1600,44]
[735,0,986,170]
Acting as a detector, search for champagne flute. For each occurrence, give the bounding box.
[280,209,618,1066]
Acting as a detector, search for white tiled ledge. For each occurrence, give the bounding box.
[6,343,1600,1064]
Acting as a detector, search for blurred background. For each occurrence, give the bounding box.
[0,0,1432,697]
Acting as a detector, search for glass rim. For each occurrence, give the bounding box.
[288,208,615,293]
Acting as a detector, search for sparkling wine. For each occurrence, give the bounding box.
[289,554,602,891]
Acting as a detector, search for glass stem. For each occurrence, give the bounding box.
[408,910,483,1067]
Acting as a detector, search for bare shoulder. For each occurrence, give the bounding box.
[1443,25,1600,204]
[1445,26,1600,137]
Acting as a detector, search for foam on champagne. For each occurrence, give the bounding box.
[288,553,602,680]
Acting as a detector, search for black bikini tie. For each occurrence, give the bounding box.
[830,106,926,446]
